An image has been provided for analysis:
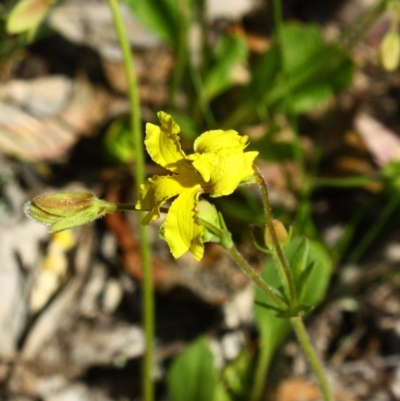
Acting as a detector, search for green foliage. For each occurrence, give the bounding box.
[247,22,354,116]
[381,160,400,192]
[168,111,199,140]
[104,119,135,164]
[167,337,218,401]
[124,0,194,48]
[251,237,331,400]
[214,350,254,401]
[203,33,248,102]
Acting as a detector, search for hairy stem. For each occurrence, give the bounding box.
[290,317,334,401]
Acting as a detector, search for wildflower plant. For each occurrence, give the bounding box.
[135,111,258,260]
[25,109,333,401]
[20,0,339,400]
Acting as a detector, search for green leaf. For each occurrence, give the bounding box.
[247,22,353,115]
[103,119,135,164]
[290,239,310,281]
[167,336,218,401]
[297,261,317,302]
[247,44,280,106]
[280,23,322,75]
[124,0,194,48]
[203,34,248,101]
[381,161,400,192]
[214,350,254,401]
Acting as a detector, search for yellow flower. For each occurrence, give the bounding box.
[135,112,258,260]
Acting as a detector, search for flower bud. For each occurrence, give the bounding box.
[24,192,118,232]
[380,31,400,71]
[264,219,288,249]
[6,0,55,38]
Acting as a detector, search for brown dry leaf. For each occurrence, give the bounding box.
[0,75,125,162]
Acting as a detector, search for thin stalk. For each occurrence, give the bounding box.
[340,0,387,50]
[190,64,216,127]
[272,0,303,173]
[107,2,154,401]
[315,176,374,188]
[290,317,333,401]
[197,0,209,76]
[115,203,137,212]
[169,0,189,108]
[255,167,297,306]
[227,246,287,309]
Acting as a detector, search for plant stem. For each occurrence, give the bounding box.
[197,0,209,77]
[255,167,297,306]
[290,317,333,401]
[227,245,287,309]
[340,0,386,50]
[169,0,189,108]
[107,2,154,401]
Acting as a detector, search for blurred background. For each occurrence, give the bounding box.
[1,0,400,400]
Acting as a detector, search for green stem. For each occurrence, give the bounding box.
[169,0,189,108]
[315,176,374,188]
[227,246,287,309]
[197,0,209,77]
[340,0,386,50]
[115,203,137,212]
[290,317,333,401]
[255,167,297,306]
[107,2,154,401]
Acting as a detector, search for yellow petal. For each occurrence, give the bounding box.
[164,186,204,260]
[192,151,258,197]
[136,172,203,225]
[186,153,212,182]
[145,112,190,173]
[193,129,249,154]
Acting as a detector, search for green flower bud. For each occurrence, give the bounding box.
[6,0,55,38]
[380,31,400,71]
[24,192,118,232]
[264,219,288,249]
